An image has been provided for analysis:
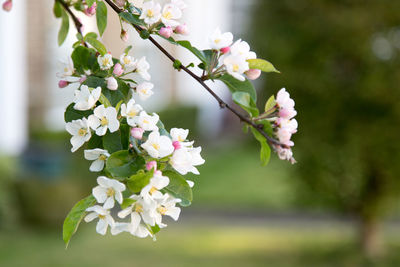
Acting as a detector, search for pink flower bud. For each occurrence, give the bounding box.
[113,63,124,76]
[172,141,181,150]
[58,80,69,88]
[174,24,189,35]
[131,127,144,140]
[220,46,231,54]
[84,2,97,16]
[155,170,162,176]
[2,0,12,12]
[146,161,157,171]
[79,75,87,84]
[120,30,129,42]
[245,69,262,80]
[159,26,173,39]
[114,0,126,8]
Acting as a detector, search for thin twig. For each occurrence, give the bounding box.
[56,0,88,47]
[102,0,282,147]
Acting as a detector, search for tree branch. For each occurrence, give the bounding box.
[56,0,88,47]
[102,0,283,147]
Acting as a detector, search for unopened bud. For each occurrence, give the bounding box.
[245,69,262,80]
[146,161,157,171]
[84,2,97,16]
[2,0,12,12]
[220,46,231,54]
[113,63,124,76]
[58,80,69,88]
[174,23,189,35]
[106,77,118,91]
[79,75,87,84]
[131,127,144,140]
[114,0,126,8]
[120,30,129,42]
[172,141,181,150]
[159,26,173,39]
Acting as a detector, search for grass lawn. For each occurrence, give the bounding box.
[1,220,400,267]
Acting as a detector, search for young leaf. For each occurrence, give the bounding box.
[103,131,123,153]
[127,169,154,193]
[96,1,108,36]
[86,0,96,7]
[53,1,62,18]
[86,37,107,56]
[162,170,193,207]
[124,45,133,55]
[84,32,98,41]
[106,151,145,178]
[250,127,271,166]
[58,8,70,46]
[247,59,280,73]
[64,103,92,123]
[217,74,257,102]
[264,95,276,113]
[120,198,136,209]
[177,40,207,64]
[119,12,146,27]
[232,92,259,117]
[63,195,96,248]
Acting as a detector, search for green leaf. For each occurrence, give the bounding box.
[87,134,103,149]
[84,75,105,88]
[99,93,112,108]
[119,12,146,27]
[162,170,193,207]
[86,37,107,56]
[58,8,69,46]
[127,169,154,193]
[232,92,259,117]
[218,74,257,102]
[71,46,97,74]
[124,45,133,55]
[103,131,123,153]
[120,198,136,209]
[96,1,108,36]
[106,151,145,178]
[84,32,98,40]
[177,40,207,64]
[251,127,271,166]
[264,95,276,113]
[63,195,96,248]
[64,103,92,123]
[247,58,280,73]
[53,1,62,18]
[86,0,96,7]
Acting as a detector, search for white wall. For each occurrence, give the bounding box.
[0,0,28,155]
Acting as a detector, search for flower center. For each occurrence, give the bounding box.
[178,136,185,142]
[152,143,160,150]
[124,57,130,65]
[163,11,172,20]
[99,154,107,161]
[149,186,158,195]
[106,188,115,197]
[135,204,143,213]
[127,110,137,117]
[100,116,108,126]
[78,128,87,136]
[215,38,221,44]
[147,9,154,18]
[233,64,240,72]
[102,58,110,66]
[157,206,167,215]
[98,214,106,220]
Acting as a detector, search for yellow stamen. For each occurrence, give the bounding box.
[127,110,137,117]
[152,143,160,150]
[147,9,154,18]
[178,136,185,142]
[163,11,172,20]
[99,155,107,161]
[78,128,87,136]
[149,187,158,195]
[135,204,143,213]
[106,188,115,197]
[215,39,221,44]
[100,117,108,126]
[98,214,106,219]
[233,64,240,72]
[158,206,167,215]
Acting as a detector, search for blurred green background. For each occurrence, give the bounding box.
[1,0,400,266]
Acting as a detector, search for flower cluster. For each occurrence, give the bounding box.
[272,88,298,164]
[60,43,204,239]
[127,0,189,38]
[206,28,261,82]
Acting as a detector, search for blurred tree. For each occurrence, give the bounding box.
[250,0,400,258]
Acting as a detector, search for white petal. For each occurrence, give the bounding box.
[103,197,115,209]
[92,186,107,203]
[90,159,105,172]
[96,219,108,235]
[84,212,98,223]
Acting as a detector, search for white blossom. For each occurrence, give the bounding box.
[170,128,189,142]
[161,3,182,27]
[170,146,205,175]
[106,77,118,91]
[141,131,174,158]
[276,88,297,119]
[120,98,143,126]
[88,105,120,136]
[98,53,114,70]
[140,173,170,204]
[84,149,110,172]
[135,56,151,81]
[230,39,257,60]
[120,54,136,68]
[152,194,181,227]
[57,58,75,79]
[84,205,115,235]
[223,55,249,81]
[209,28,233,50]
[133,111,159,131]
[171,0,187,10]
[66,118,92,152]
[136,82,154,101]
[140,1,162,25]
[92,176,126,209]
[73,85,101,111]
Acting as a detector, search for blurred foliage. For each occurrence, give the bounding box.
[251,0,400,222]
